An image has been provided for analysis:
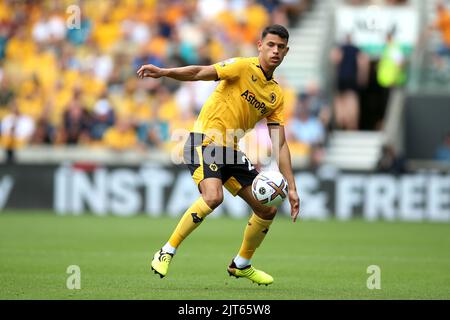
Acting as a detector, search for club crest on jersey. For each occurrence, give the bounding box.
[241,90,268,115]
[271,92,276,104]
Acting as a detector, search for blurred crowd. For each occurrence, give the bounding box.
[2,0,447,166]
[0,0,323,164]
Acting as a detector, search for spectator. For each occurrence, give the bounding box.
[376,31,406,129]
[31,113,55,145]
[135,88,170,149]
[92,50,114,82]
[303,80,332,130]
[91,14,122,53]
[169,28,199,65]
[133,46,165,71]
[0,76,15,119]
[197,0,228,21]
[279,0,311,27]
[66,15,92,47]
[1,102,35,163]
[286,96,326,168]
[426,2,450,78]
[0,22,10,60]
[91,94,115,141]
[15,77,45,121]
[434,132,450,162]
[377,31,406,89]
[61,99,92,145]
[121,18,151,47]
[5,27,37,65]
[32,9,66,46]
[376,144,406,174]
[102,117,138,151]
[286,95,325,146]
[330,34,369,130]
[137,118,170,149]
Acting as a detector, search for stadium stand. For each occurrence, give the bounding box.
[0,0,449,171]
[0,0,317,166]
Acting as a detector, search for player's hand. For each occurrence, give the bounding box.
[137,64,165,79]
[288,189,300,222]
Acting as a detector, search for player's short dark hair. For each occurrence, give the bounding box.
[261,25,289,41]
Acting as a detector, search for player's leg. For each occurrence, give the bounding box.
[226,185,276,285]
[333,92,345,129]
[344,90,359,130]
[165,177,223,252]
[222,150,276,285]
[235,185,277,263]
[151,178,222,278]
[151,136,224,278]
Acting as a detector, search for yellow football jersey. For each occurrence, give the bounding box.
[193,57,285,149]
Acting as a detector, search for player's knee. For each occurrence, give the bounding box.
[255,206,277,220]
[202,191,223,209]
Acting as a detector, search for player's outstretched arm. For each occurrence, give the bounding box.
[269,125,300,222]
[137,64,218,81]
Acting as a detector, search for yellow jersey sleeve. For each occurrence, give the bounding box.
[213,57,249,81]
[266,95,285,126]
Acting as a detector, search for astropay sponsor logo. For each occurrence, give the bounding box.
[241,90,268,115]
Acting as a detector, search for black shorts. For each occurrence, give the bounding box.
[337,78,358,92]
[183,132,259,196]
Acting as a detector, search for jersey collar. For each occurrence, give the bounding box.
[256,64,273,81]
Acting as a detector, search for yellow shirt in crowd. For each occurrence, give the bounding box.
[102,126,137,150]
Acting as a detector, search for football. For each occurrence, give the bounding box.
[252,171,289,207]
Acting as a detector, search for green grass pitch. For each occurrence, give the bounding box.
[1,211,449,299]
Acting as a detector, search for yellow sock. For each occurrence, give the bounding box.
[168,197,213,248]
[238,213,274,260]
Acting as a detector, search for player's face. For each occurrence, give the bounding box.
[258,34,289,68]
